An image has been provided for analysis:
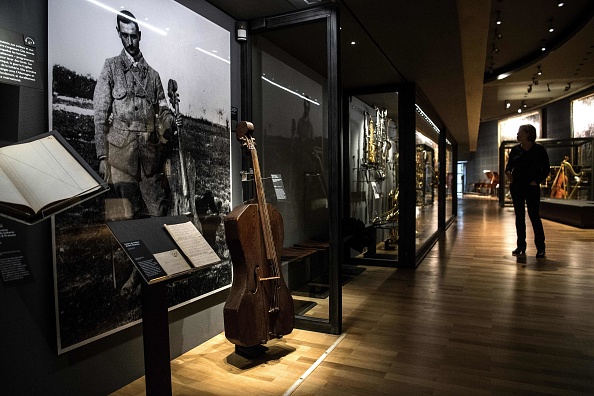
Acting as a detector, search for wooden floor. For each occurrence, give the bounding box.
[114,198,594,395]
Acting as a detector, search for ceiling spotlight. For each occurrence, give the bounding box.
[522,100,527,108]
[537,66,542,75]
[548,20,555,33]
[532,77,539,85]
[492,44,499,53]
[547,83,551,92]
[518,107,522,114]
[527,85,532,93]
[496,11,502,25]
[541,41,547,52]
[558,1,565,7]
[494,29,502,39]
[505,100,511,109]
[565,83,571,91]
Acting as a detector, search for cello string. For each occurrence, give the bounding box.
[250,143,281,311]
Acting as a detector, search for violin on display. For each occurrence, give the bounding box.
[223,121,294,349]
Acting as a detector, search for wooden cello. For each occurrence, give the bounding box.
[223,121,294,350]
[550,158,568,198]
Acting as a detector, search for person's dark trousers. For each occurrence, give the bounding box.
[510,184,546,251]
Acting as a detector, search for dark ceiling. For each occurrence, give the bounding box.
[204,0,594,152]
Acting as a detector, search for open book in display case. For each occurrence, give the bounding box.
[0,130,109,225]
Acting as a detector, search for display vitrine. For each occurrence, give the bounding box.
[499,137,593,205]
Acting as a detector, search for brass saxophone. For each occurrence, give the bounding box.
[367,116,376,166]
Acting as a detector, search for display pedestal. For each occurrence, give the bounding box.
[107,215,220,395]
[540,198,594,228]
[141,281,172,396]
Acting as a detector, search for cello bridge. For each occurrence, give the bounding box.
[259,276,280,281]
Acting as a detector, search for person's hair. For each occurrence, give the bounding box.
[520,124,537,142]
[117,10,139,31]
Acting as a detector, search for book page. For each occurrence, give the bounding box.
[0,167,29,209]
[0,135,100,213]
[154,249,192,276]
[163,221,220,269]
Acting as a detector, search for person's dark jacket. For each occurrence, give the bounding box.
[505,143,550,186]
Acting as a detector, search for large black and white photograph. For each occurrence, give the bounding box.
[49,0,232,353]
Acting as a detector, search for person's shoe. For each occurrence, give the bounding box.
[536,250,546,259]
[512,248,526,256]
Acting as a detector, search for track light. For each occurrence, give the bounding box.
[496,11,501,25]
[532,77,539,85]
[558,1,565,7]
[565,83,571,91]
[522,100,527,108]
[537,66,542,75]
[541,41,547,52]
[527,85,532,93]
[518,107,522,114]
[492,43,499,53]
[505,100,511,109]
[547,83,551,92]
[494,29,502,39]
[548,20,554,33]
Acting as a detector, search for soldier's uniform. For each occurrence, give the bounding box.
[94,49,170,219]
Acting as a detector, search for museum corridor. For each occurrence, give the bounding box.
[115,197,594,395]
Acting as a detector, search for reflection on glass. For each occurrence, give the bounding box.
[251,24,330,321]
[414,107,439,250]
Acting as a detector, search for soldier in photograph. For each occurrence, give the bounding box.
[93,9,174,220]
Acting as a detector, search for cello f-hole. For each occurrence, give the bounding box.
[251,265,260,294]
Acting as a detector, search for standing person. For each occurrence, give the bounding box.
[93,10,171,220]
[505,124,550,258]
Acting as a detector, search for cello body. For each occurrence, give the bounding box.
[223,121,294,348]
[550,161,567,198]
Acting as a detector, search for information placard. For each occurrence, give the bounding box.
[0,27,43,90]
[0,220,32,286]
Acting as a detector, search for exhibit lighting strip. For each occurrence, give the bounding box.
[415,104,440,133]
[283,332,348,395]
[195,47,230,64]
[262,76,320,106]
[415,104,451,145]
[86,0,168,36]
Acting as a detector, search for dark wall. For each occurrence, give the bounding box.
[546,96,572,139]
[467,120,498,188]
[0,1,240,395]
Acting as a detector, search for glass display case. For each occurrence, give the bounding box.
[344,86,454,267]
[347,94,399,258]
[246,6,341,333]
[499,137,594,205]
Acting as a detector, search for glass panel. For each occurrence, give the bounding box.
[446,146,454,219]
[501,137,594,204]
[347,93,399,262]
[415,107,439,249]
[251,20,330,321]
